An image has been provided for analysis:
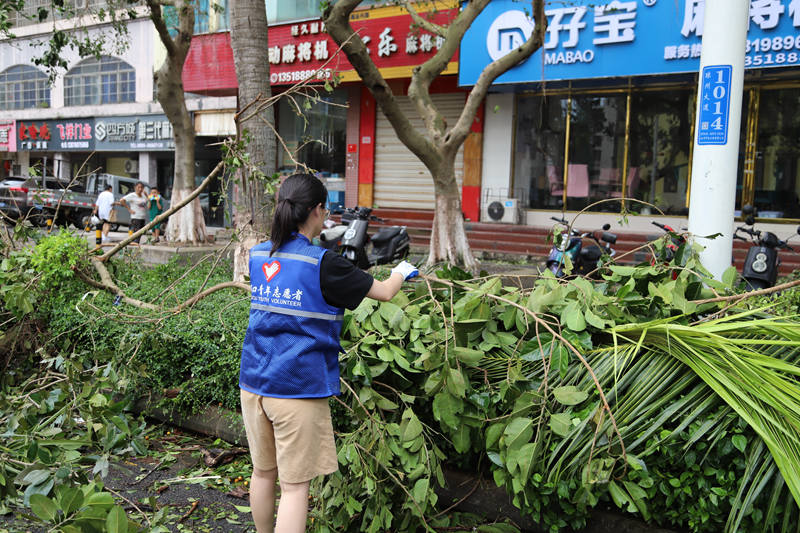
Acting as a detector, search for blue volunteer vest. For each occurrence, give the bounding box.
[239,234,344,398]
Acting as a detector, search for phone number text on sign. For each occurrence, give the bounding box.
[270,69,333,84]
[745,35,800,67]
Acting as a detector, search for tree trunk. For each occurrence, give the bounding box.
[324,0,546,271]
[148,0,207,244]
[230,0,275,282]
[430,156,477,271]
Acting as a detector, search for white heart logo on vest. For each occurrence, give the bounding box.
[262,261,281,282]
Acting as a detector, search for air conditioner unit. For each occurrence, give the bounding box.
[124,159,139,174]
[482,198,520,224]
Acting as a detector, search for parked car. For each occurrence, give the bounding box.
[0,173,152,229]
[0,178,29,221]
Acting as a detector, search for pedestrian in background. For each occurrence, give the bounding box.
[91,183,116,244]
[239,173,418,533]
[119,182,148,243]
[148,186,164,243]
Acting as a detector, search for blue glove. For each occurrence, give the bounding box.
[391,260,419,281]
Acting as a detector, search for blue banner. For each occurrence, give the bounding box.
[697,65,732,145]
[459,0,800,86]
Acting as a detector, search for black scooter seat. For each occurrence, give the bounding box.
[371,226,402,245]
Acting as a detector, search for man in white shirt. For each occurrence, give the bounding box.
[92,184,116,243]
[120,182,149,243]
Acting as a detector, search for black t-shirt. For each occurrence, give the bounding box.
[320,251,374,310]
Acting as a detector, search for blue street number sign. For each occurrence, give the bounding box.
[697,65,732,146]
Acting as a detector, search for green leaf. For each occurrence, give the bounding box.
[58,487,84,514]
[411,477,429,506]
[721,265,737,286]
[516,442,537,480]
[503,417,533,451]
[453,346,483,367]
[29,493,57,522]
[485,423,504,449]
[22,470,50,487]
[452,424,471,454]
[432,391,462,428]
[88,393,108,407]
[608,480,631,510]
[379,301,404,326]
[446,367,467,398]
[583,308,607,329]
[731,434,747,453]
[552,386,588,406]
[84,491,114,509]
[400,409,423,442]
[549,413,572,437]
[561,301,586,331]
[105,505,128,533]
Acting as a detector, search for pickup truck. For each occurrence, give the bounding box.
[0,173,168,229]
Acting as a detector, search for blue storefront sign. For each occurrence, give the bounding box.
[697,65,732,145]
[459,0,800,86]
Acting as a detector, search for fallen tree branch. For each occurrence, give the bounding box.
[691,277,800,305]
[419,273,628,476]
[87,258,249,312]
[98,160,225,262]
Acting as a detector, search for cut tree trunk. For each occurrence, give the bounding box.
[230,0,276,282]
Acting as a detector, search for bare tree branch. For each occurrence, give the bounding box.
[145,0,176,57]
[85,258,249,312]
[324,0,439,168]
[403,1,445,36]
[445,0,546,153]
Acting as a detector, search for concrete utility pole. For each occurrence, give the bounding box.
[687,0,748,280]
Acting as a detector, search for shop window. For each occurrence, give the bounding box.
[64,56,136,107]
[566,94,627,213]
[0,65,50,110]
[277,89,347,177]
[752,88,800,219]
[514,94,567,209]
[266,0,320,24]
[266,0,381,24]
[628,91,693,216]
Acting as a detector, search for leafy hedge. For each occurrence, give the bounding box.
[12,231,800,533]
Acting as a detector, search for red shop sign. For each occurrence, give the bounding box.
[17,121,51,151]
[267,6,459,85]
[0,122,16,152]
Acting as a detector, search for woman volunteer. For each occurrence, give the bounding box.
[239,173,418,533]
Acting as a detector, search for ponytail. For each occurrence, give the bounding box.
[270,173,328,255]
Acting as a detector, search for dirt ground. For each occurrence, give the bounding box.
[0,423,257,533]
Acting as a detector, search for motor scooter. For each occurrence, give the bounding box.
[734,205,800,290]
[546,216,618,277]
[321,206,410,269]
[650,221,687,279]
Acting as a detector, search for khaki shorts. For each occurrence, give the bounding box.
[240,389,339,483]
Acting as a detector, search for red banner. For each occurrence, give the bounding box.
[267,7,459,85]
[182,5,459,94]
